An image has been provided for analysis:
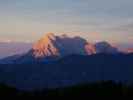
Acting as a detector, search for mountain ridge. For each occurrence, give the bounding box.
[30,33,119,58]
[0,33,123,63]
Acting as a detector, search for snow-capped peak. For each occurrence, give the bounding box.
[32,33,60,58]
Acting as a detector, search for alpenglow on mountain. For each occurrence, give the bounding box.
[31,33,120,58]
[31,33,97,59]
[0,33,120,63]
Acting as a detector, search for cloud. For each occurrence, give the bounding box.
[0,38,32,43]
[0,38,12,43]
[108,23,133,33]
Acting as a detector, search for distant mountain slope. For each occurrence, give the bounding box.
[95,41,119,54]
[0,42,32,59]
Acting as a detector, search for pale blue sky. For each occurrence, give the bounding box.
[0,0,133,43]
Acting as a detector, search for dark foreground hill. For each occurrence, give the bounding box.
[0,53,133,90]
[0,81,133,98]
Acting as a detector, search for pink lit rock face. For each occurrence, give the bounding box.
[85,43,96,55]
[32,33,60,58]
[126,48,133,53]
[31,33,96,59]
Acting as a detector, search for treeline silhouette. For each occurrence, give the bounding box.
[0,81,133,98]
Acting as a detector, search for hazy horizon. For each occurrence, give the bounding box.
[0,34,132,59]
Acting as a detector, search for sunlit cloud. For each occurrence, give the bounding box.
[0,39,12,43]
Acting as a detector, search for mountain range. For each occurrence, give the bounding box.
[0,33,133,90]
[0,33,122,63]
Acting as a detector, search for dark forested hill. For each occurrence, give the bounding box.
[0,81,133,98]
[0,53,133,90]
